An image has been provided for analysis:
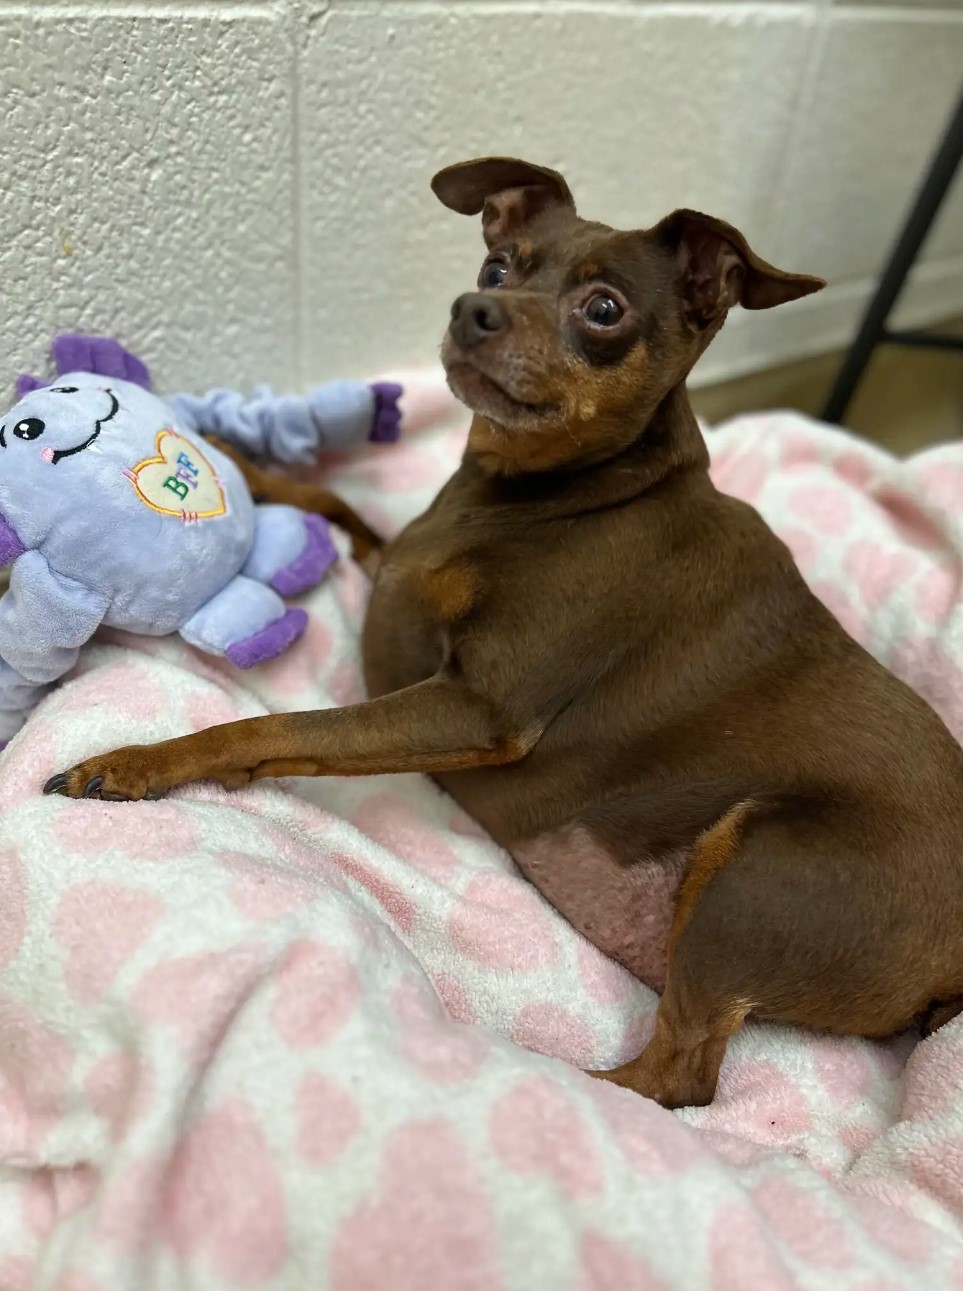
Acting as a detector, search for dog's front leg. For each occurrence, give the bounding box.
[44,675,541,802]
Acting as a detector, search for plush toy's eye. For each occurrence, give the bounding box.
[50,386,78,394]
[13,418,45,440]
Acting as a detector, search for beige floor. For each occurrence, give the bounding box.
[692,316,963,457]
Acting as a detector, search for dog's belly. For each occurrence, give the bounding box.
[511,825,688,993]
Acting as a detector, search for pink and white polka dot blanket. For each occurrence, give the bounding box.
[2,372,963,1290]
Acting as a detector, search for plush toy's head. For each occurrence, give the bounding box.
[1,380,121,466]
[0,372,238,554]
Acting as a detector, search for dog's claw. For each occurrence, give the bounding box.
[43,773,69,796]
[82,776,104,799]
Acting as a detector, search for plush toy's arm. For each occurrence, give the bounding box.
[0,553,109,740]
[168,379,402,465]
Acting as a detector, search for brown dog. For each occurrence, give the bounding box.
[46,158,963,1109]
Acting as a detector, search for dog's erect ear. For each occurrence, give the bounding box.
[431,157,575,247]
[656,209,825,328]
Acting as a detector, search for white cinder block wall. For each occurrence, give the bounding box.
[2,0,962,398]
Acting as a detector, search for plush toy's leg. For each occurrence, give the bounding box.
[180,575,307,669]
[0,659,47,748]
[243,505,337,598]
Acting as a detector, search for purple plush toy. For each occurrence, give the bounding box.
[0,335,402,743]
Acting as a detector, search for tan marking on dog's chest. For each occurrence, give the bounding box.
[512,825,688,993]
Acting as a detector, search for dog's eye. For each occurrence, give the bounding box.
[13,418,45,440]
[479,260,509,290]
[582,294,623,328]
[50,386,79,394]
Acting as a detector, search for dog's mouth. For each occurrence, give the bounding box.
[443,357,551,427]
[50,388,120,464]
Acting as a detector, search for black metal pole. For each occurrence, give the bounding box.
[821,84,963,425]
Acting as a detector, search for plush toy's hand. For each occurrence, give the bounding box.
[368,382,403,443]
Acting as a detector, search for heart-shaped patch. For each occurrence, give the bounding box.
[125,429,226,521]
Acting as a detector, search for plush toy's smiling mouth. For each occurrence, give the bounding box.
[0,387,120,462]
[48,388,120,464]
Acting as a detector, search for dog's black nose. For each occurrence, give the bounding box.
[449,293,509,349]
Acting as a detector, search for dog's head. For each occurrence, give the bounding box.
[433,156,824,474]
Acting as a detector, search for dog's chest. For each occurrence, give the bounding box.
[512,826,688,993]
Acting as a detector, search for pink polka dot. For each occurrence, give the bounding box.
[717,452,769,505]
[327,658,365,706]
[751,1175,851,1267]
[218,851,315,921]
[705,1059,812,1147]
[50,1274,103,1291]
[838,1125,879,1158]
[330,1119,503,1291]
[271,939,361,1049]
[775,526,818,573]
[788,484,853,536]
[490,1076,602,1199]
[333,558,372,629]
[355,445,451,495]
[352,792,458,879]
[580,1230,667,1291]
[576,939,637,1006]
[697,1128,774,1167]
[447,807,490,841]
[849,1193,934,1264]
[843,538,921,614]
[875,485,946,552]
[392,977,490,1082]
[21,1165,98,1238]
[812,1038,874,1109]
[257,615,334,697]
[902,1034,963,1122]
[0,1258,33,1291]
[55,882,162,1004]
[185,688,241,732]
[96,1155,163,1253]
[588,1078,708,1175]
[910,1133,963,1217]
[512,1001,596,1065]
[59,663,167,723]
[913,460,963,512]
[134,947,269,1066]
[254,817,335,876]
[53,801,201,862]
[914,563,958,625]
[297,1072,362,1167]
[0,717,61,811]
[834,449,877,489]
[330,851,416,933]
[161,1098,287,1285]
[0,993,74,1154]
[709,1202,796,1291]
[85,1050,150,1141]
[774,427,822,470]
[0,847,26,967]
[430,973,477,1024]
[447,872,559,971]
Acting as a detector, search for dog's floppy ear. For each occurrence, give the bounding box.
[431,157,575,247]
[656,209,825,328]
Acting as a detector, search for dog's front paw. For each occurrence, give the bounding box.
[43,746,170,802]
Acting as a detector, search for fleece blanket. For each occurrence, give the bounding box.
[1,372,963,1291]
